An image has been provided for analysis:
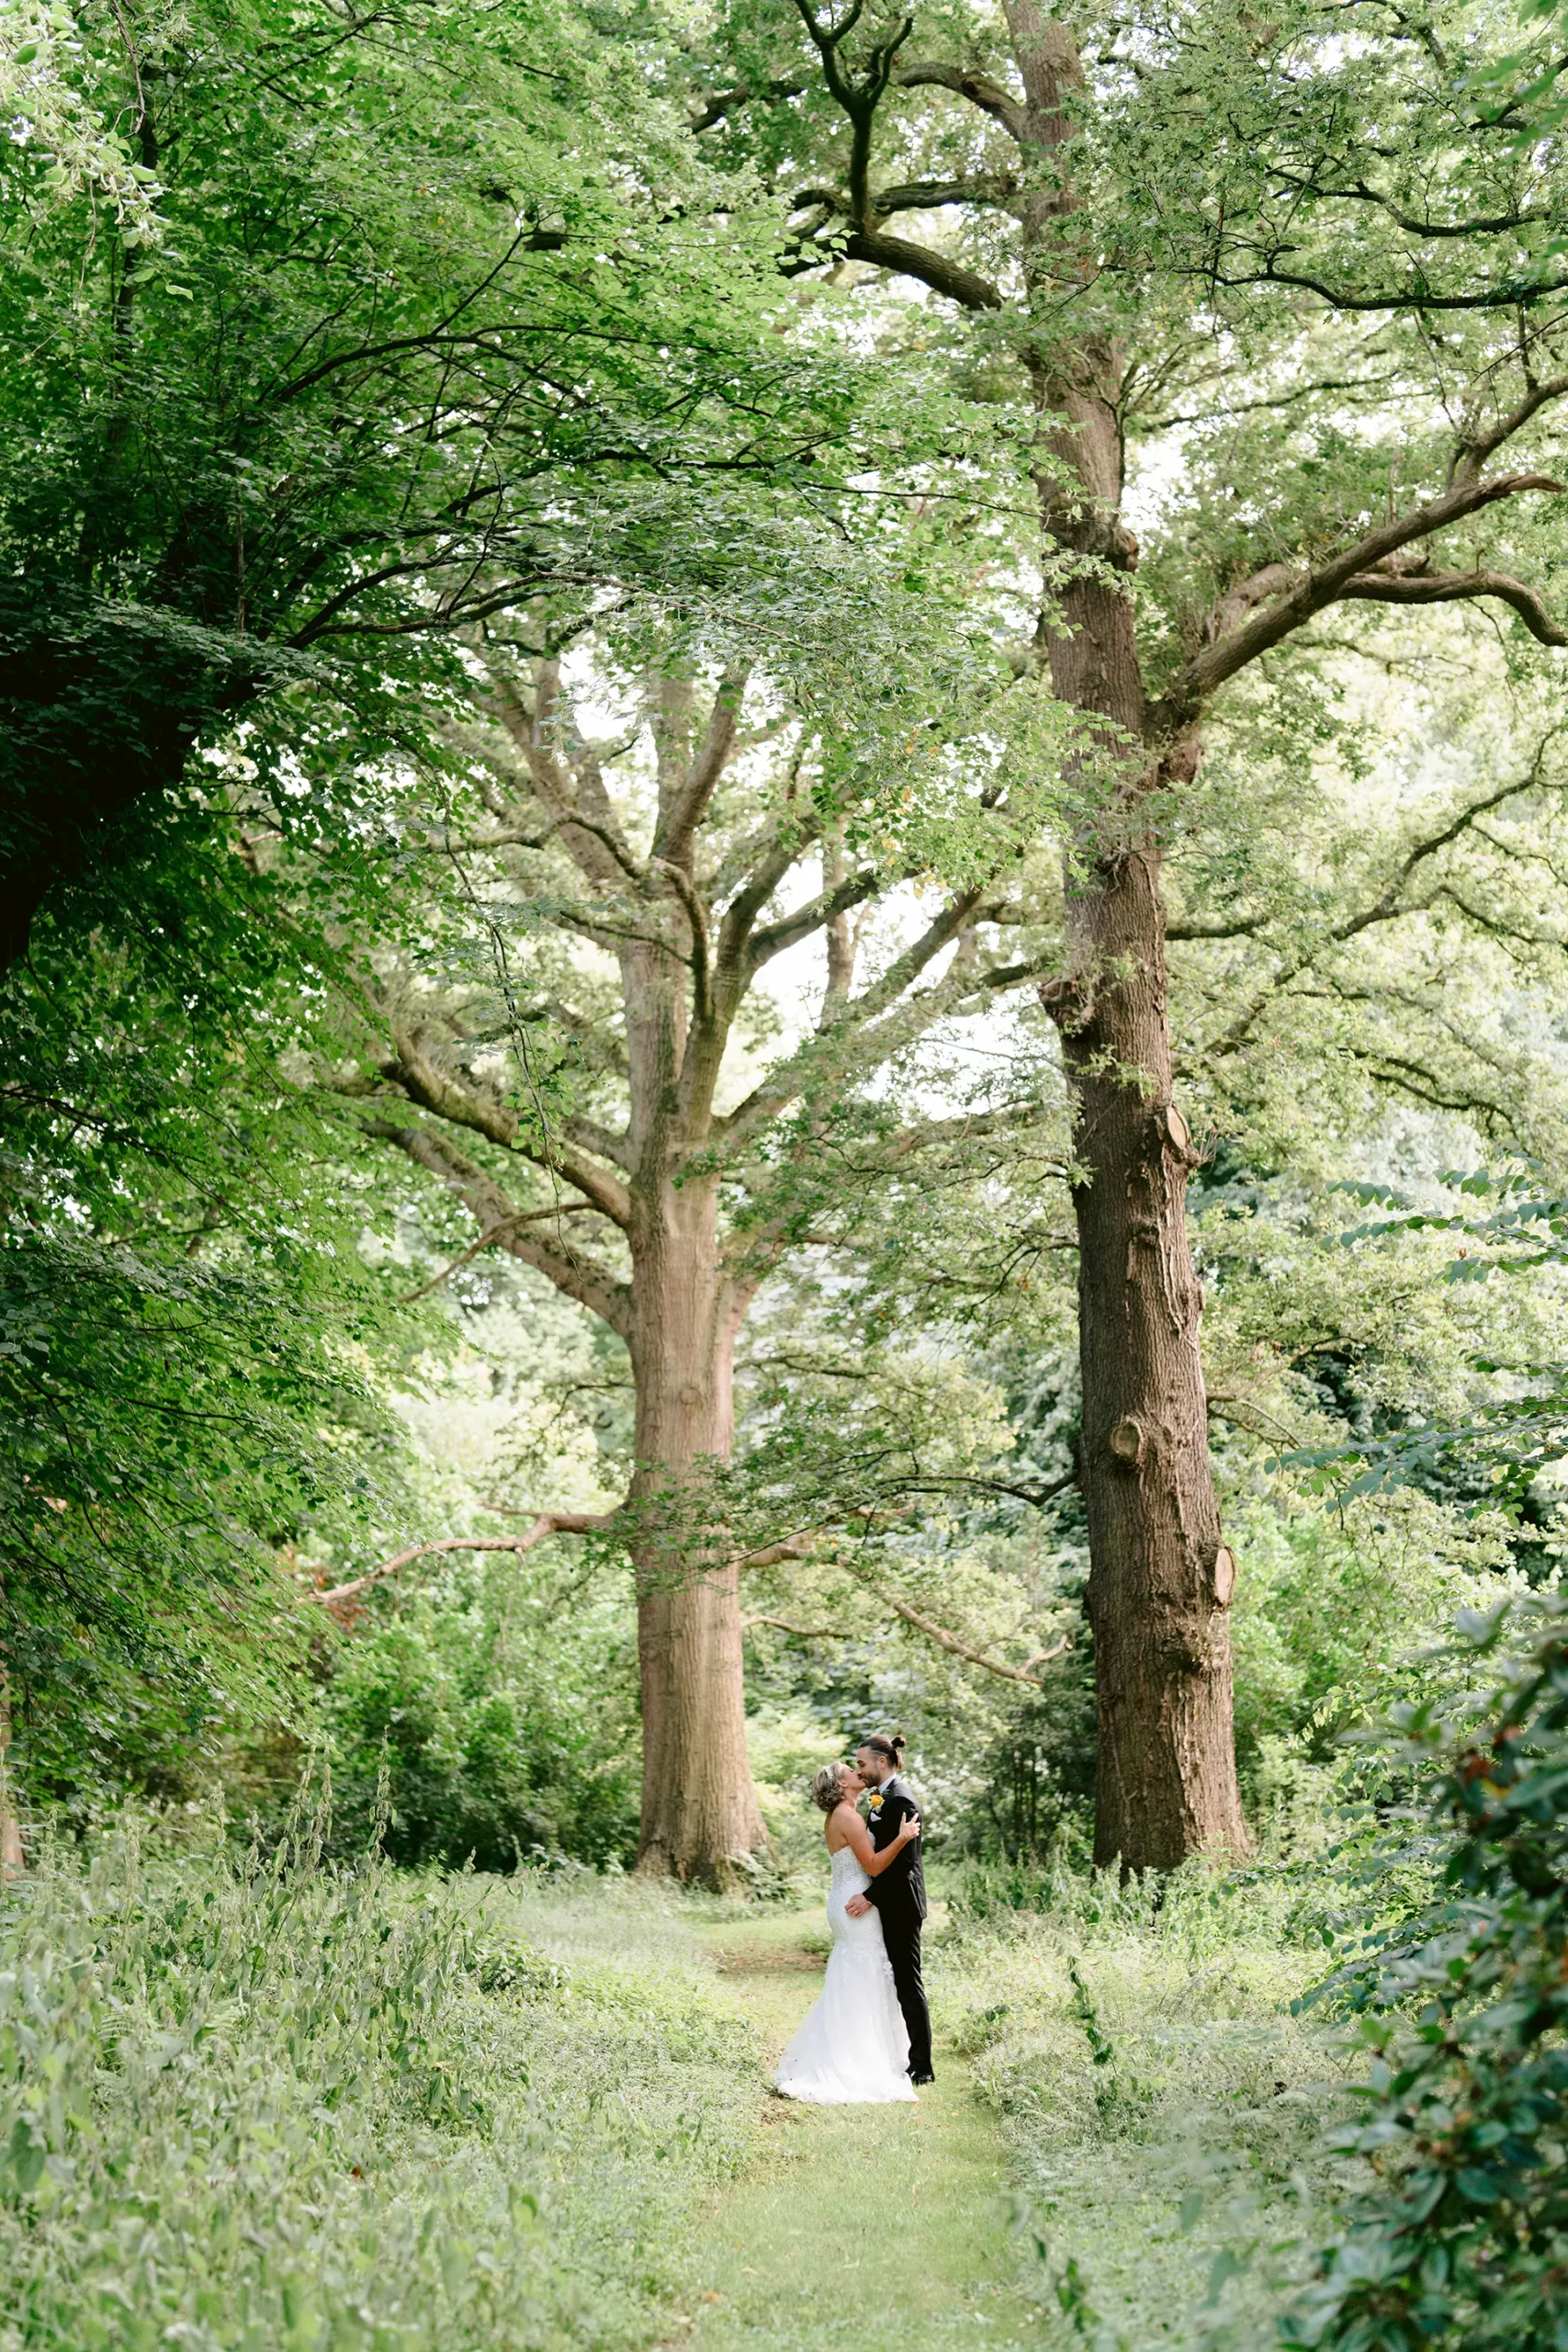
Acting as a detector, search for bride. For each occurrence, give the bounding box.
[773,1758,922,2105]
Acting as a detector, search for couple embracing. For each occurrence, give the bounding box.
[773,1734,934,2106]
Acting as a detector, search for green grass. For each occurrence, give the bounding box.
[673,1905,1043,2352]
[1,1815,1363,2352]
[941,1866,1357,2349]
[0,1809,764,2352]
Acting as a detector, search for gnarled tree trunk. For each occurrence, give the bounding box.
[1055,839,1246,1871]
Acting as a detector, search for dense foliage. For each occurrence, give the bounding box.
[1285,1603,1568,2351]
[0,0,865,952]
[0,833,406,1815]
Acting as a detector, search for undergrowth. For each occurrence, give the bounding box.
[936,1860,1365,2349]
[0,1790,762,2352]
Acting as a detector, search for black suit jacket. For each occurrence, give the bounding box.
[863,1776,927,1925]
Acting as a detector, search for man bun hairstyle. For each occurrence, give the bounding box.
[860,1733,905,1770]
[812,1762,850,1814]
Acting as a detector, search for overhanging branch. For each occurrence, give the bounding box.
[365,1118,636,1337]
[1337,566,1568,644]
[842,225,1002,311]
[1168,469,1567,717]
[312,1514,617,1609]
[893,58,1027,142]
[399,1197,602,1302]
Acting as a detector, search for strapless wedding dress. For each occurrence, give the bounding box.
[773,1847,916,2103]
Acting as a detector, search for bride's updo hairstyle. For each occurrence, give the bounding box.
[812,1763,851,1814]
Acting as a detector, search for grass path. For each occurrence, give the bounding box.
[670,1907,1042,2352]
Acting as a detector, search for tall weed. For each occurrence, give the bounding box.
[937,1859,1359,2347]
[0,1792,761,2351]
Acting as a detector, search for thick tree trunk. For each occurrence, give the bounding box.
[1000,0,1247,1871]
[1054,838,1247,1871]
[627,1174,766,1884]
[1040,533,1247,1872]
[1040,531,1247,1872]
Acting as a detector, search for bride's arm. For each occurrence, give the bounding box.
[835,1805,919,1877]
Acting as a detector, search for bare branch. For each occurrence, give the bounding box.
[1337,566,1568,645]
[874,1098,1059,1159]
[312,1514,616,1609]
[546,808,648,885]
[1335,743,1564,943]
[707,780,818,909]
[1223,254,1568,315]
[819,820,862,1021]
[561,1112,634,1169]
[484,661,645,888]
[894,58,1027,142]
[832,886,987,1034]
[716,888,987,1149]
[713,820,824,1003]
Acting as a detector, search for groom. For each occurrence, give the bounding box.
[844,1735,933,2084]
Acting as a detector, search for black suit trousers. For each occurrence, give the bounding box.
[880,1906,931,2078]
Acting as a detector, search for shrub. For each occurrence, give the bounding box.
[1283,1600,1568,2352]
[317,1579,641,1872]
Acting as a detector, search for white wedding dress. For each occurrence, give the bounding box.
[773,1845,916,2104]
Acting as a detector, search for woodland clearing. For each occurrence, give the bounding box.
[7,0,1568,2343]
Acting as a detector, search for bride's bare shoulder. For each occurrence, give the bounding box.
[824,1800,862,1851]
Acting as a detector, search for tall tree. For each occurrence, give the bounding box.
[696,0,1568,1867]
[320,628,1066,1880]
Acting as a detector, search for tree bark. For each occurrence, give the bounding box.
[627,1171,767,1883]
[616,809,768,1883]
[0,1631,24,1876]
[1055,842,1247,1871]
[1007,0,1247,1870]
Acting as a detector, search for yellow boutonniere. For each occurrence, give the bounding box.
[868,1792,884,1814]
